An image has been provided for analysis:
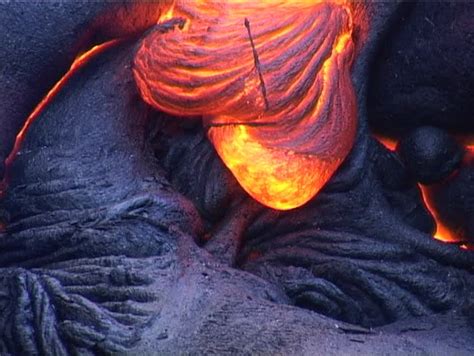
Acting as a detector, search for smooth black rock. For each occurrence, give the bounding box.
[397,126,464,184]
[368,1,474,136]
[425,159,474,243]
[374,140,436,234]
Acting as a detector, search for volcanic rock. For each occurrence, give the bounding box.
[397,126,464,184]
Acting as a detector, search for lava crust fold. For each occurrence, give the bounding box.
[134,0,357,210]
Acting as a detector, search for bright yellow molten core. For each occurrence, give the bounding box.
[208,125,336,210]
[134,0,357,210]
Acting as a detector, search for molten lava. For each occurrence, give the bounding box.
[134,0,357,210]
[375,135,470,247]
[373,134,398,151]
[419,185,461,243]
[419,147,474,246]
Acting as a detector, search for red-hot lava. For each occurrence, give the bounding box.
[0,40,120,197]
[373,134,398,152]
[134,0,357,210]
[419,185,461,244]
[420,148,474,251]
[376,135,473,250]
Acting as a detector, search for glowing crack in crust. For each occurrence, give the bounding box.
[134,0,357,210]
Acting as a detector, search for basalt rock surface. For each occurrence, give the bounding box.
[368,1,474,136]
[397,126,464,184]
[0,0,172,178]
[0,1,473,355]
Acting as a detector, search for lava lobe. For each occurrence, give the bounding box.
[133,0,357,210]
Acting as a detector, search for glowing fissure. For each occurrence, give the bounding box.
[419,186,461,243]
[376,135,472,249]
[0,40,120,197]
[373,134,398,152]
[134,0,357,210]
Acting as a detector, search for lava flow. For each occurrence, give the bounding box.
[134,0,357,210]
[0,40,119,197]
[376,135,472,249]
[419,185,461,243]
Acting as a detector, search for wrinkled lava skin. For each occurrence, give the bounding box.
[1,1,474,355]
[134,0,357,210]
[0,0,174,179]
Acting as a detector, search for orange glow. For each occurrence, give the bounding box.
[160,2,176,21]
[374,135,467,245]
[374,134,397,151]
[134,0,357,210]
[466,144,474,159]
[419,185,461,243]
[415,135,472,244]
[207,125,337,209]
[0,40,120,197]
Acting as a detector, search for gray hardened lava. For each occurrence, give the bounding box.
[0,42,202,355]
[397,126,464,184]
[1,1,474,355]
[0,0,171,180]
[423,160,474,244]
[368,1,474,136]
[396,127,473,243]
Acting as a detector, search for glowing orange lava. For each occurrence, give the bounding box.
[420,164,472,250]
[375,135,467,245]
[419,186,461,243]
[467,144,474,156]
[134,0,357,210]
[0,40,120,197]
[373,134,398,151]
